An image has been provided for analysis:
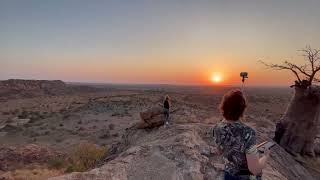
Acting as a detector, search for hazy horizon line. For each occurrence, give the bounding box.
[67,81,291,88]
[0,78,292,88]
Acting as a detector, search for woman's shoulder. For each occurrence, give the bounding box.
[214,121,255,134]
[237,122,256,141]
[214,120,228,130]
[234,122,255,134]
[235,121,252,128]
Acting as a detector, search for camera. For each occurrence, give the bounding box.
[240,72,248,78]
[240,72,248,82]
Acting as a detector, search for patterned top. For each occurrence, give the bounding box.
[214,120,260,179]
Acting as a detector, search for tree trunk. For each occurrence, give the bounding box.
[274,86,320,157]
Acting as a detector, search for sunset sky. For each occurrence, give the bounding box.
[1,0,320,86]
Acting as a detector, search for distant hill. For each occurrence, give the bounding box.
[0,79,67,100]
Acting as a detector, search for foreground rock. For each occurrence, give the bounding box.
[50,121,317,180]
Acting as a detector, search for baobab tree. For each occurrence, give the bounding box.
[261,46,320,157]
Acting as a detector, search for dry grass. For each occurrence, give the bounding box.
[66,143,107,172]
[0,167,63,180]
[48,157,66,170]
[0,143,106,179]
[306,157,320,173]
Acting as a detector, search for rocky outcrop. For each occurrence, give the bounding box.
[0,79,67,100]
[50,120,318,180]
[140,107,163,120]
[50,123,221,180]
[137,106,165,128]
[136,106,180,129]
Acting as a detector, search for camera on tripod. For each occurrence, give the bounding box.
[240,72,248,83]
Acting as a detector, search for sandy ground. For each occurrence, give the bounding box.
[0,86,291,150]
[3,84,310,179]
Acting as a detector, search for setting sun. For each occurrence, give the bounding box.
[211,74,222,83]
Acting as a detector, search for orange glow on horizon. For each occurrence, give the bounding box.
[210,73,223,84]
[5,55,296,86]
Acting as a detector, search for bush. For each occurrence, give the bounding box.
[48,157,66,169]
[66,143,106,172]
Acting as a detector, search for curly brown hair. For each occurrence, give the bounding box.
[219,90,247,121]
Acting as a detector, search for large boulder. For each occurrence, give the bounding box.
[140,106,163,121]
[137,106,165,129]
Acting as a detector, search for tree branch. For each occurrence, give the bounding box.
[261,46,320,86]
[284,61,311,77]
[259,60,302,83]
[298,46,320,80]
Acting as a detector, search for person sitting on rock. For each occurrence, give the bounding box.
[163,95,171,126]
[213,90,270,180]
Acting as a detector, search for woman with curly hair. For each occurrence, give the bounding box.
[214,90,270,180]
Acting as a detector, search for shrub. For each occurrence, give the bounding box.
[66,143,106,172]
[48,157,66,169]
